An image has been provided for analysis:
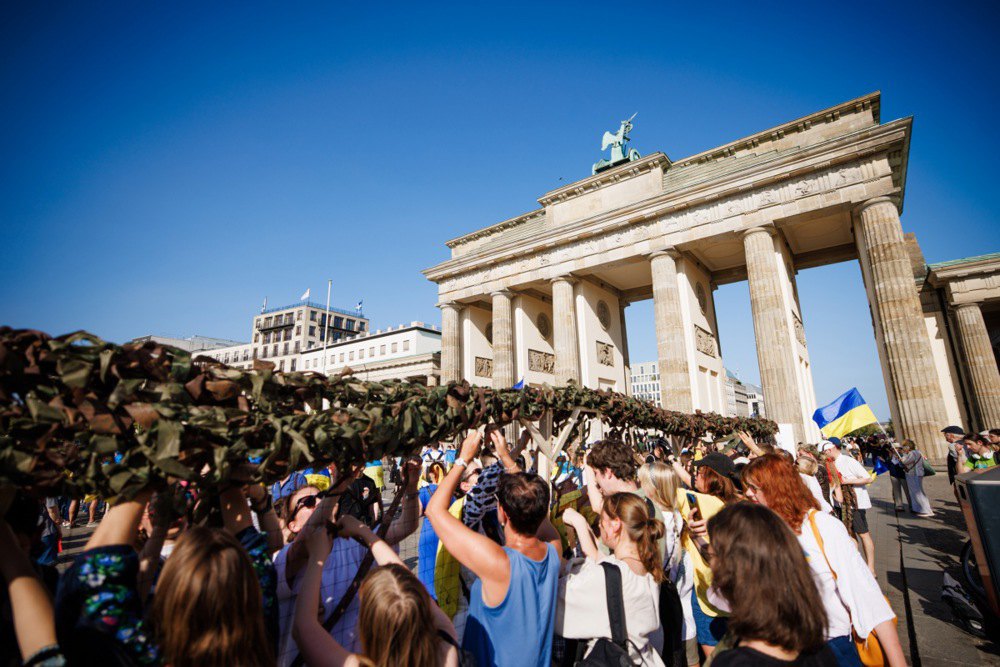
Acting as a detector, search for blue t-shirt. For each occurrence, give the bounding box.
[462,545,560,667]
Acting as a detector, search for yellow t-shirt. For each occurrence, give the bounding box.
[675,488,727,617]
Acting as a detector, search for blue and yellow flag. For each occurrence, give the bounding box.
[812,388,878,439]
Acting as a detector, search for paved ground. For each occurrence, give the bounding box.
[868,471,1000,666]
[57,472,1000,665]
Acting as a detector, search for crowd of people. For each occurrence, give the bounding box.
[3,422,998,666]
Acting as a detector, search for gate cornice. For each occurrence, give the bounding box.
[424,117,910,289]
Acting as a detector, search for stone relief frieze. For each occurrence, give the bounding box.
[438,161,872,294]
[792,313,806,347]
[474,357,493,378]
[596,342,615,367]
[528,349,555,373]
[695,326,717,358]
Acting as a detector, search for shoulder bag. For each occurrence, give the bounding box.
[575,561,637,666]
[808,511,896,666]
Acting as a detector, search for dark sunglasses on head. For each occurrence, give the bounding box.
[291,494,320,517]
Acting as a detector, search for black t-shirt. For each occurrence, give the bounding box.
[711,645,839,667]
[338,476,380,526]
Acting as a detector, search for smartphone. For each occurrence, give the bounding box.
[686,492,701,520]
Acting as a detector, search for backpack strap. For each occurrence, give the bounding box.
[600,561,628,648]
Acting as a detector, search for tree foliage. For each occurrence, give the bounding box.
[0,328,777,500]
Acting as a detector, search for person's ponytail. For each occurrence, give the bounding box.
[603,492,667,583]
[636,516,666,583]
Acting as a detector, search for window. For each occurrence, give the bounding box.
[296,325,301,336]
[283,329,290,341]
[294,341,300,353]
[339,353,345,362]
[260,347,267,358]
[297,310,303,320]
[333,316,343,329]
[391,342,398,353]
[320,314,327,327]
[349,351,354,361]
[344,319,354,331]
[359,349,365,359]
[333,332,341,342]
[403,340,410,351]
[263,333,270,344]
[369,347,375,357]
[253,333,259,343]
[283,342,289,355]
[310,311,317,321]
[358,321,366,332]
[264,317,273,327]
[279,360,285,371]
[253,348,258,359]
[308,326,315,337]
[272,344,278,356]
[290,359,296,371]
[380,345,386,355]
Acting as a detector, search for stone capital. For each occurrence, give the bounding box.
[550,274,578,286]
[952,302,982,314]
[648,247,682,261]
[741,225,777,241]
[437,301,463,312]
[490,289,514,299]
[853,196,900,218]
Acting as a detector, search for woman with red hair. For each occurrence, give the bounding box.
[740,455,904,667]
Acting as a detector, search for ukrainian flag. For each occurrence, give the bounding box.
[812,388,878,439]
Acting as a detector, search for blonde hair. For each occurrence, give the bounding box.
[358,564,443,667]
[638,462,683,514]
[150,526,274,667]
[796,455,818,476]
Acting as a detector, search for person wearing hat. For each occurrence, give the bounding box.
[823,440,877,576]
[676,452,743,656]
[941,426,966,485]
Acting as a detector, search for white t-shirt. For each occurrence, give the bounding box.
[557,556,665,667]
[274,538,371,666]
[834,454,872,510]
[798,511,895,639]
[800,473,833,513]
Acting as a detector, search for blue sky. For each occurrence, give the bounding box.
[2,2,998,419]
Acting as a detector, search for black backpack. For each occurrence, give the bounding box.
[575,562,637,666]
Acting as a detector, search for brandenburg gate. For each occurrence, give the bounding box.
[424,93,1000,458]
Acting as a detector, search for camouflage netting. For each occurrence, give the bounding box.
[0,327,777,501]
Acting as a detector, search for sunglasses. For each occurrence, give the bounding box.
[290,494,320,519]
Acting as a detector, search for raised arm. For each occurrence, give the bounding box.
[426,430,510,593]
[246,483,283,555]
[562,508,599,561]
[337,515,405,567]
[86,489,152,550]
[0,520,59,663]
[292,524,359,667]
[385,458,421,546]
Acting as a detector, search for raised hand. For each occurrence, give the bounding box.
[460,429,483,462]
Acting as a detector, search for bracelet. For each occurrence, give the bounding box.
[454,458,469,468]
[404,491,420,499]
[250,496,273,514]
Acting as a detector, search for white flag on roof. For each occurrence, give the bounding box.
[300,288,310,301]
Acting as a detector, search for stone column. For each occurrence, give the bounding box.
[551,276,581,385]
[491,290,515,389]
[650,250,692,412]
[954,303,1000,429]
[855,197,948,457]
[439,302,463,384]
[619,301,632,395]
[743,227,807,443]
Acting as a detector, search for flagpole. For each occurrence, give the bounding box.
[321,280,332,376]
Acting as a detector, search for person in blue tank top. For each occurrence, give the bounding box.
[426,428,563,667]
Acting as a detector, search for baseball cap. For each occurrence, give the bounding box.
[941,425,965,436]
[819,440,838,452]
[693,452,737,480]
[828,437,842,447]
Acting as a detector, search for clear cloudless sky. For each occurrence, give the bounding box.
[3,1,999,420]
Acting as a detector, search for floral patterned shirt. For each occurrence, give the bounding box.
[56,527,278,665]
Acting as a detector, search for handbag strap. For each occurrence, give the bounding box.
[807,510,855,628]
[600,561,628,648]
